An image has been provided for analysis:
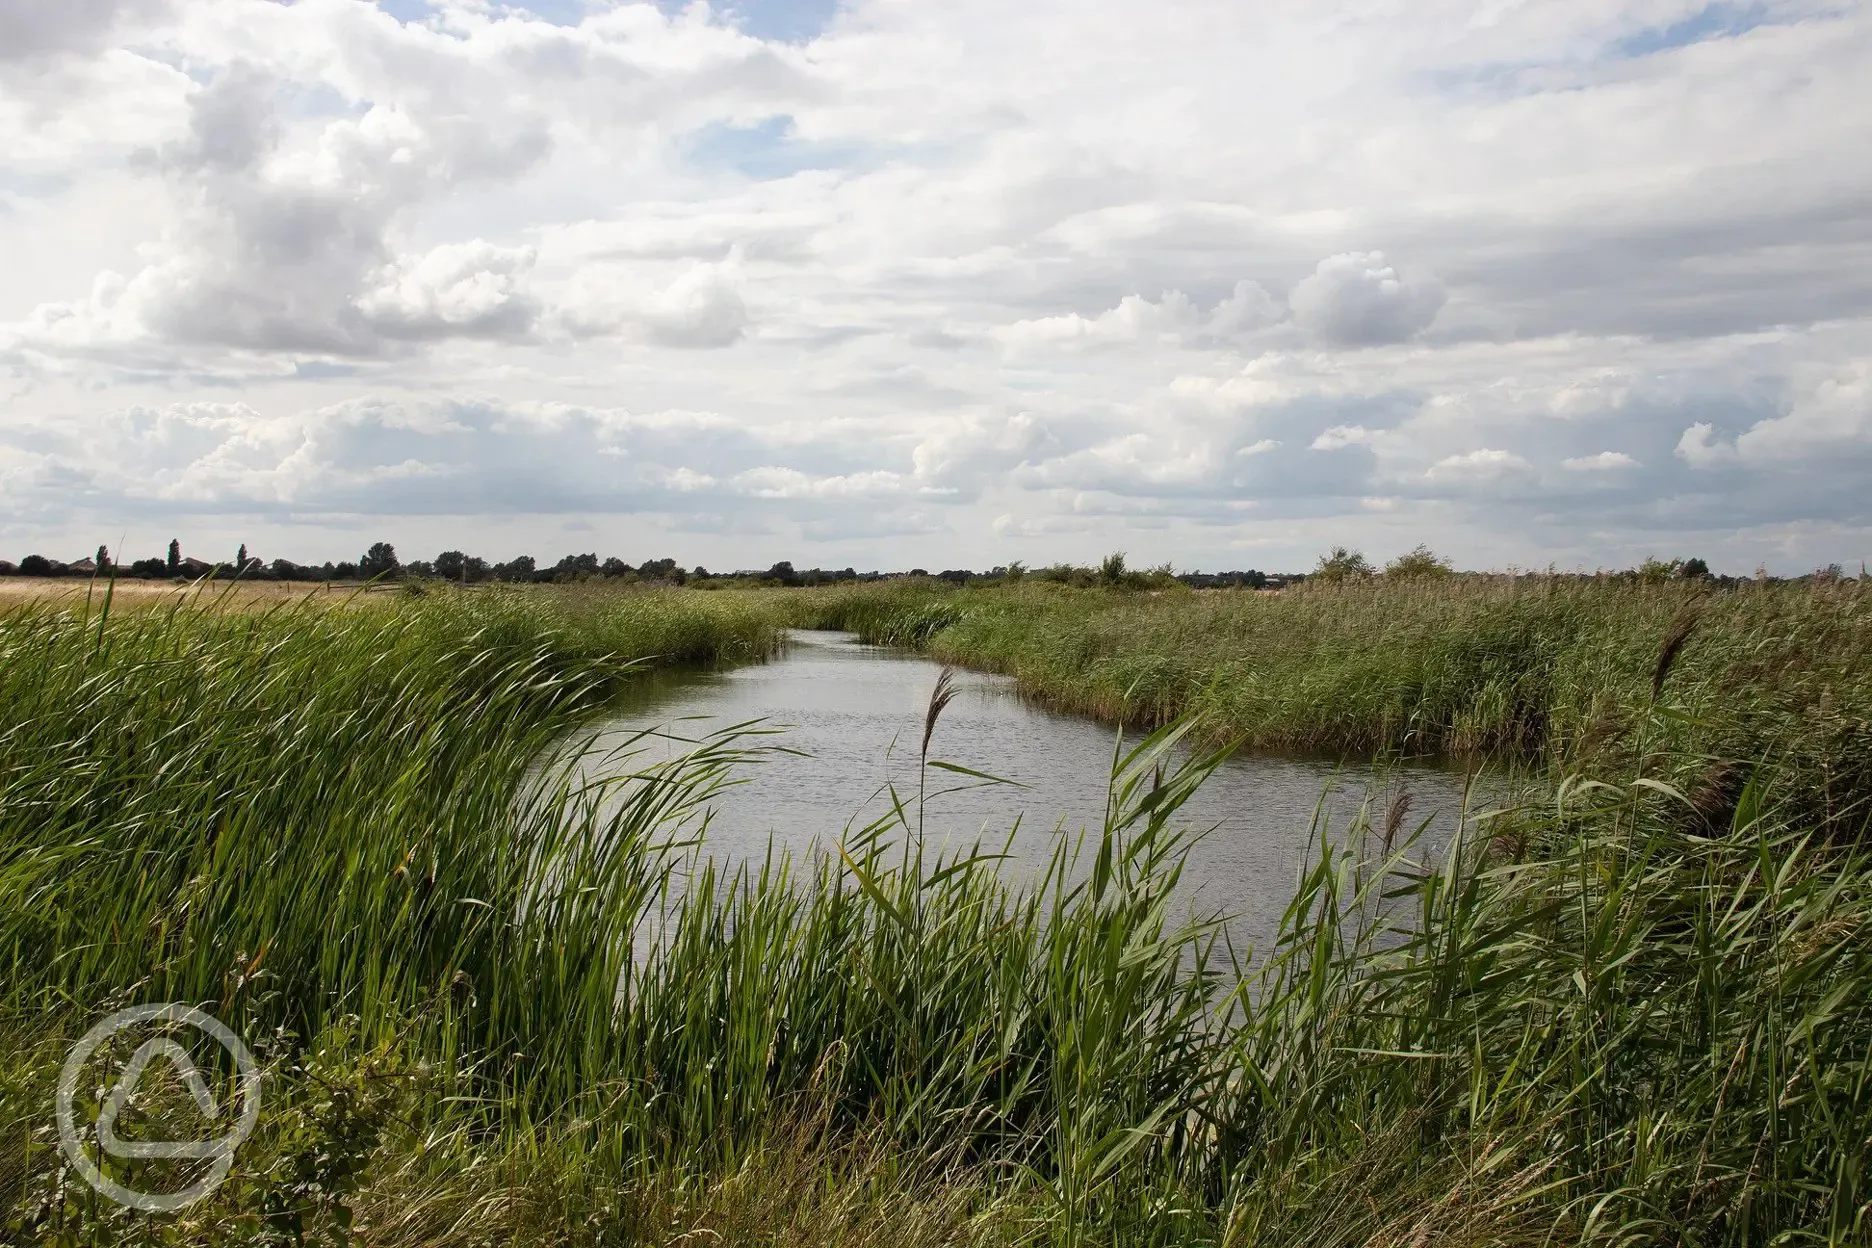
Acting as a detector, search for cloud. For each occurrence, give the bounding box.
[4,63,553,365]
[3,0,1872,571]
[1289,252,1446,348]
[910,410,1059,492]
[730,466,905,499]
[644,262,751,348]
[1311,424,1376,450]
[1562,450,1639,470]
[356,241,540,339]
[999,292,1204,351]
[0,394,1101,555]
[998,279,1279,352]
[1677,363,1872,469]
[0,0,166,63]
[1733,361,1872,460]
[1426,448,1532,478]
[1171,352,1365,410]
[558,258,751,348]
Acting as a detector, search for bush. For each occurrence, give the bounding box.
[1313,546,1374,582]
[1384,544,1452,579]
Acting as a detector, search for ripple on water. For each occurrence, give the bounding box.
[571,629,1480,959]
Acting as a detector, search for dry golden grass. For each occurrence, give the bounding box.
[0,576,386,608]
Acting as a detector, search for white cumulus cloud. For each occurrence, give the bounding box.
[1289,252,1446,348]
[2,0,1871,572]
[1562,450,1638,470]
[999,280,1280,353]
[1427,448,1531,478]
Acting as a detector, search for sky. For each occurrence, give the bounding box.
[1,0,1869,574]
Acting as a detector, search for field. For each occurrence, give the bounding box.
[3,579,1869,1245]
[0,578,328,605]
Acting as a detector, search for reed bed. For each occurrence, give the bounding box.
[3,586,1868,1245]
[806,577,1872,818]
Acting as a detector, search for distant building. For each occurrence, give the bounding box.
[68,558,97,574]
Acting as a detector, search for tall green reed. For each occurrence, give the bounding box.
[804,577,1872,825]
[3,591,1248,1241]
[1210,773,1872,1246]
[7,587,1870,1245]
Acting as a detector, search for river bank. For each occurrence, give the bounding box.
[804,576,1872,823]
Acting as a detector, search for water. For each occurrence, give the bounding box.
[572,630,1477,957]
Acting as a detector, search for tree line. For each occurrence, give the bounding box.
[0,541,900,587]
[2,539,1849,588]
[0,540,1299,588]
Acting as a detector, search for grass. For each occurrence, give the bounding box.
[3,582,1869,1245]
[804,576,1872,822]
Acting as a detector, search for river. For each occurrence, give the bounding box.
[571,629,1480,957]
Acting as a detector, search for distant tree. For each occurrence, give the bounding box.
[435,551,491,583]
[692,565,710,579]
[128,557,167,578]
[0,561,16,577]
[1143,562,1179,589]
[95,544,111,571]
[1178,569,1271,589]
[635,557,685,583]
[1636,557,1681,584]
[333,561,360,581]
[1001,560,1026,583]
[236,543,248,569]
[495,555,536,583]
[1677,556,1710,580]
[167,538,181,571]
[1098,552,1128,587]
[601,556,630,578]
[765,560,798,586]
[552,552,601,582]
[360,542,400,579]
[1385,544,1452,580]
[1313,546,1375,583]
[20,555,53,576]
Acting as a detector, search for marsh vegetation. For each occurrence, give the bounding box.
[3,577,1868,1245]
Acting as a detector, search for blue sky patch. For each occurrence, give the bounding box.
[374,0,433,22]
[500,0,593,25]
[379,0,840,41]
[723,0,840,42]
[654,0,840,42]
[686,115,864,179]
[1608,2,1775,58]
[377,0,590,26]
[1431,3,1788,98]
